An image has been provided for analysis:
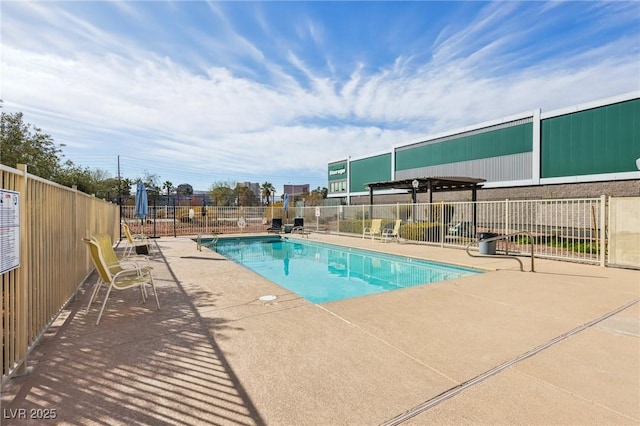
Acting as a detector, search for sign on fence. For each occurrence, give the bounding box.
[0,189,20,274]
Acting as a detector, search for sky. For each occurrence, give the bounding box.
[2,1,639,195]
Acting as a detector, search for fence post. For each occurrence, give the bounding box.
[600,195,607,267]
[72,185,81,300]
[173,197,177,238]
[505,199,510,235]
[16,164,30,376]
[440,202,444,248]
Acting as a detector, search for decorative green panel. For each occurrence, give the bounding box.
[328,162,348,182]
[541,99,640,178]
[350,154,391,192]
[395,123,532,171]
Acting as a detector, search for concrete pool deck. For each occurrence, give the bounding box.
[2,233,639,425]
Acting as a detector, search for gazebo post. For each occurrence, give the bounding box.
[368,185,374,219]
[411,180,418,223]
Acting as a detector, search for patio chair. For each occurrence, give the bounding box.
[363,219,382,240]
[86,234,153,314]
[382,219,401,242]
[82,237,159,325]
[291,217,309,237]
[92,233,151,274]
[122,222,152,256]
[267,218,283,233]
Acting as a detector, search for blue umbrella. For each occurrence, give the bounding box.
[134,182,148,223]
[283,193,289,219]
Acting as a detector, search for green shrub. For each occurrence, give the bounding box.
[339,219,365,234]
[426,202,455,223]
[356,211,370,220]
[550,238,600,254]
[513,235,532,245]
[400,222,442,242]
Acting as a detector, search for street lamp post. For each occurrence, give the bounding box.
[412,179,419,222]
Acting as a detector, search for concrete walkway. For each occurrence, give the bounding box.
[2,234,639,425]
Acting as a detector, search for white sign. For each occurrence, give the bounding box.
[0,190,20,274]
[315,207,321,217]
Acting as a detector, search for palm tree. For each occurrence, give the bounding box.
[119,178,133,204]
[162,181,173,205]
[260,182,276,205]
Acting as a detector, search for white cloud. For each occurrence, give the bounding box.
[1,1,638,192]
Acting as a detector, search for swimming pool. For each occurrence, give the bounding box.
[206,236,481,303]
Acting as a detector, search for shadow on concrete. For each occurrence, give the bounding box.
[1,246,265,426]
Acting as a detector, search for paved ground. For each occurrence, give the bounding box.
[2,233,639,425]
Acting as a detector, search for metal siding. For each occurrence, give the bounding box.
[395,152,532,183]
[541,99,640,178]
[395,123,532,171]
[350,154,391,192]
[396,116,533,151]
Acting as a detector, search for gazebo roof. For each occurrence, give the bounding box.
[365,176,485,192]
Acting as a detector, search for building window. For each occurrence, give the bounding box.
[330,181,347,193]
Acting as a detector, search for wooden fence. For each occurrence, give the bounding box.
[1,164,119,388]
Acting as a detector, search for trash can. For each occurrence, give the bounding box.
[478,232,499,255]
[135,243,150,255]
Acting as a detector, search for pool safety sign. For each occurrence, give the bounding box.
[0,190,20,274]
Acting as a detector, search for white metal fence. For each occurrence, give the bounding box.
[123,196,606,265]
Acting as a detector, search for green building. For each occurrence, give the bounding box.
[328,92,640,203]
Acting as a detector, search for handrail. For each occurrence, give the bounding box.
[291,226,311,238]
[466,231,535,272]
[197,233,218,251]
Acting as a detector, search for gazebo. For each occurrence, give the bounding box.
[365,176,486,204]
[364,176,486,234]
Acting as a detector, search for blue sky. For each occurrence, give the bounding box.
[2,1,639,194]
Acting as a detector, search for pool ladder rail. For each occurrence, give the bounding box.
[466,231,535,272]
[197,233,219,251]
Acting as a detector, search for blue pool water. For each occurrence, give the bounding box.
[207,236,481,303]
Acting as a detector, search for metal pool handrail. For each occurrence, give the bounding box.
[466,231,535,272]
[197,233,218,251]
